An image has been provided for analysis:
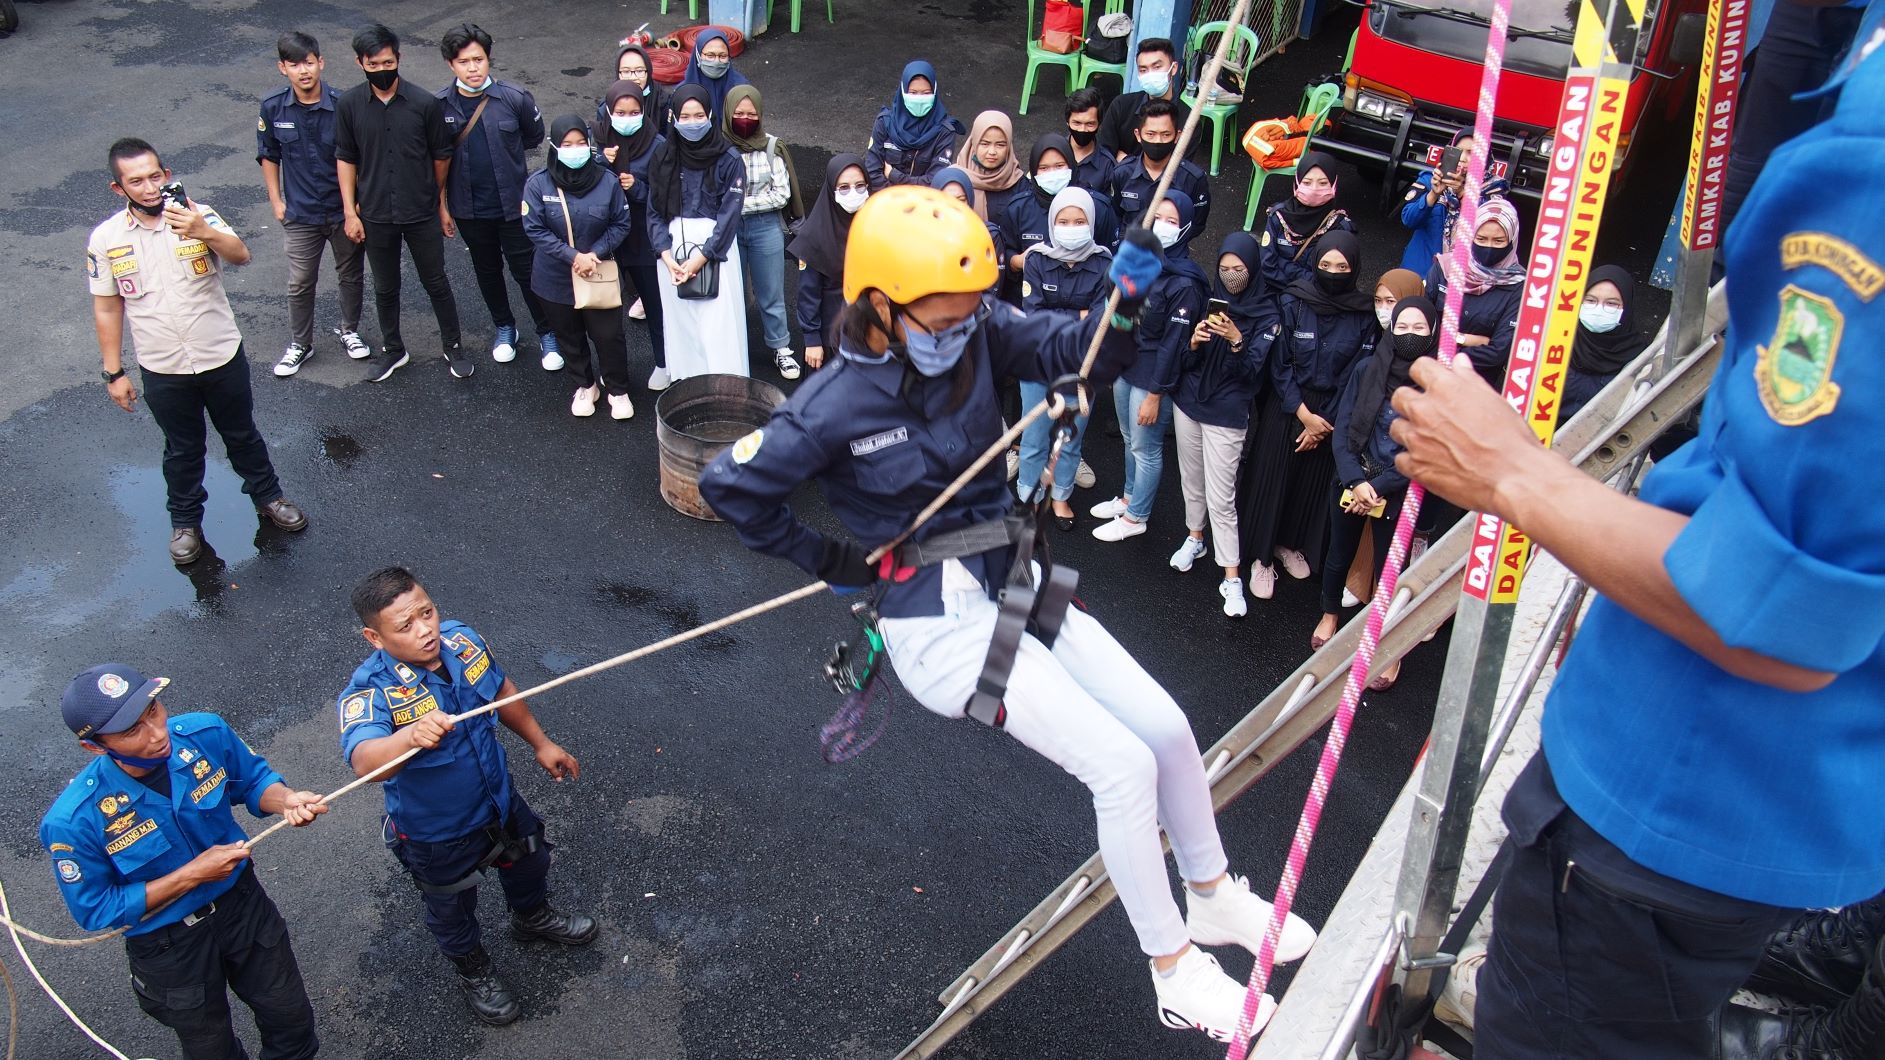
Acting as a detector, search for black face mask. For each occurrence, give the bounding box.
[1140,140,1175,162]
[125,196,165,217]
[1472,242,1507,268]
[1068,127,1097,147]
[1314,269,1356,295]
[364,67,399,91]
[1394,331,1434,358]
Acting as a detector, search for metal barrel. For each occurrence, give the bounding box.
[654,373,787,521]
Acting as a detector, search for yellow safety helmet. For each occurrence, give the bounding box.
[842,185,999,303]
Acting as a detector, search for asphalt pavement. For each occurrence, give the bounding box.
[0,2,1460,1057]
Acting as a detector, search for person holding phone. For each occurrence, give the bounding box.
[1398,129,1511,273]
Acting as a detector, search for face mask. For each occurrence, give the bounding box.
[1580,303,1623,333]
[902,91,935,117]
[1140,140,1175,163]
[901,309,980,377]
[836,187,869,214]
[364,67,399,91]
[1375,305,1394,328]
[1472,242,1508,268]
[455,77,486,94]
[730,115,761,138]
[611,113,644,136]
[1035,169,1071,195]
[698,57,730,79]
[126,196,166,217]
[675,119,713,142]
[1069,127,1097,147]
[1219,268,1250,295]
[1295,182,1335,207]
[1315,269,1356,295]
[1140,68,1171,97]
[1152,219,1183,249]
[1394,331,1434,358]
[556,144,592,169]
[1054,224,1093,253]
[106,748,170,770]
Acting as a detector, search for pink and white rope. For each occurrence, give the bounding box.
[1226,3,1516,1054]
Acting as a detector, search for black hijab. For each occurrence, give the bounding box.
[612,43,669,130]
[787,153,868,280]
[648,84,732,218]
[1349,296,1438,456]
[1570,264,1646,376]
[546,114,605,196]
[1278,151,1342,236]
[598,79,658,169]
[1027,132,1075,205]
[1212,230,1274,336]
[1285,230,1373,315]
[1154,190,1211,288]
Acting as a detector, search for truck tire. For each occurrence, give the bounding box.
[0,0,18,37]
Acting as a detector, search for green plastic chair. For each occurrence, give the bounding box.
[1179,19,1264,176]
[1244,82,1342,229]
[1074,0,1131,90]
[658,0,699,19]
[1019,0,1084,115]
[767,0,834,33]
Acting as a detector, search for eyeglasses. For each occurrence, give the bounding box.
[904,301,990,343]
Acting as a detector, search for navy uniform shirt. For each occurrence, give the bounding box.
[1541,20,1885,909]
[1070,145,1116,197]
[438,80,544,222]
[338,620,513,842]
[256,84,345,225]
[699,298,1138,619]
[1274,294,1378,416]
[997,183,1123,261]
[1259,204,1359,292]
[1425,262,1521,389]
[1021,252,1112,318]
[39,714,284,935]
[1109,155,1211,231]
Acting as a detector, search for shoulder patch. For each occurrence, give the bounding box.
[1756,284,1843,426]
[1780,232,1882,301]
[85,252,100,278]
[259,117,268,132]
[1260,229,1272,248]
[48,842,73,854]
[731,429,763,464]
[520,198,530,216]
[56,860,82,883]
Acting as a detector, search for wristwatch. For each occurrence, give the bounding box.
[101,368,125,383]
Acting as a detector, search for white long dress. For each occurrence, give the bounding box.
[660,215,748,380]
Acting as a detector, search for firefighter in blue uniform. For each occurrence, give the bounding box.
[337,565,596,1027]
[1390,12,1885,1056]
[39,664,327,1060]
[698,186,1317,1042]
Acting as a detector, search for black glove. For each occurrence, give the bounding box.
[815,538,878,592]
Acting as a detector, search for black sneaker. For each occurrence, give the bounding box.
[274,343,312,378]
[443,342,475,379]
[368,350,409,383]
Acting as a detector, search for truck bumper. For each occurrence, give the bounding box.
[1318,105,1555,207]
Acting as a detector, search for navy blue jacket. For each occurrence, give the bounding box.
[699,299,1138,619]
[1274,294,1378,416]
[1072,146,1116,196]
[1425,263,1522,388]
[605,134,665,267]
[795,261,845,352]
[256,84,344,225]
[1174,305,1281,430]
[647,150,745,262]
[1259,206,1359,292]
[437,80,544,222]
[1330,354,1410,496]
[1021,253,1112,318]
[1109,156,1211,231]
[996,182,1122,262]
[1123,269,1208,396]
[865,109,962,191]
[520,169,633,304]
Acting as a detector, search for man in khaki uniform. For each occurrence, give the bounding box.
[88,137,308,565]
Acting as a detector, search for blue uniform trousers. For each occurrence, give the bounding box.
[387,791,552,958]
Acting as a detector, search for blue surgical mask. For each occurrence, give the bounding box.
[902,91,935,117]
[900,307,982,377]
[611,114,644,136]
[675,118,713,142]
[1140,68,1171,98]
[455,77,487,95]
[556,144,592,169]
[1580,303,1623,333]
[1035,168,1072,195]
[1053,224,1093,253]
[698,57,730,79]
[106,748,170,770]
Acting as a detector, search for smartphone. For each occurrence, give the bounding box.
[1439,146,1463,176]
[160,180,188,211]
[1341,487,1389,518]
[1206,297,1231,320]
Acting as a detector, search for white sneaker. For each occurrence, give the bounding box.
[541,348,566,372]
[1221,579,1248,618]
[1170,536,1208,572]
[628,297,646,320]
[774,347,802,380]
[1005,449,1021,480]
[1074,459,1097,489]
[491,325,518,363]
[1248,562,1277,600]
[1433,945,1487,1030]
[1186,873,1318,965]
[1342,587,1362,608]
[1093,515,1147,542]
[1274,547,1312,580]
[1089,496,1129,519]
[335,329,372,359]
[647,365,672,391]
[607,392,634,420]
[274,343,312,377]
[571,385,599,418]
[1152,947,1275,1042]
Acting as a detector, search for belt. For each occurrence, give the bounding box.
[131,865,255,946]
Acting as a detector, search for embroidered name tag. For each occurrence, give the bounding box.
[850,427,910,456]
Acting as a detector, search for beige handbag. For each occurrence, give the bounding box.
[559,189,621,310]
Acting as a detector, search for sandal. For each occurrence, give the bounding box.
[1369,661,1401,691]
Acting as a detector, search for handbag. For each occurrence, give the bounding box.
[1041,0,1083,54]
[560,189,621,310]
[673,237,720,301]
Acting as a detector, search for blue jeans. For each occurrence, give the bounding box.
[738,210,791,350]
[1016,380,1089,503]
[1112,378,1172,523]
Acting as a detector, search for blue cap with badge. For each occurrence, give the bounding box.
[61,663,170,739]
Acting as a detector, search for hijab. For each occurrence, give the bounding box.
[680,28,751,119]
[1213,231,1272,336]
[598,79,658,168]
[1286,230,1374,315]
[546,114,605,196]
[1278,151,1341,236]
[787,153,868,280]
[884,60,954,153]
[1152,190,1210,287]
[612,43,668,128]
[722,84,805,222]
[954,110,1022,214]
[1569,264,1646,376]
[1026,132,1075,205]
[1452,197,1526,296]
[928,165,983,220]
[1027,186,1108,264]
[1349,296,1439,456]
[648,84,732,218]
[1375,268,1426,307]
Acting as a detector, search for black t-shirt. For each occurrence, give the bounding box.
[1096,90,1198,161]
[132,765,173,798]
[446,91,505,220]
[334,78,455,225]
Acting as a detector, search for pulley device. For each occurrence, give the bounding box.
[820,596,893,763]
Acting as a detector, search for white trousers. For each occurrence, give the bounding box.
[659,216,749,381]
[880,590,1229,956]
[1174,408,1247,570]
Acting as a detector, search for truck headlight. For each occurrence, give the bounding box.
[1353,90,1410,123]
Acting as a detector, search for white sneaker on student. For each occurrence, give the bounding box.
[1074,460,1097,489]
[1089,496,1129,519]
[647,365,672,391]
[571,385,599,418]
[774,347,802,380]
[628,297,646,320]
[1093,515,1146,542]
[1342,587,1362,608]
[1274,547,1312,580]
[1005,449,1020,480]
[1433,945,1488,1030]
[274,343,312,377]
[1186,873,1318,965]
[1152,947,1275,1042]
[1221,579,1248,618]
[607,392,634,420]
[1248,562,1277,600]
[335,329,372,360]
[1170,536,1208,572]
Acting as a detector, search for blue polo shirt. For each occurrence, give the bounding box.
[1542,27,1885,909]
[40,714,284,935]
[338,621,513,842]
[256,84,344,225]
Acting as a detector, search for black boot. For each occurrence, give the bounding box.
[1748,893,1885,1007]
[510,902,598,946]
[1716,936,1885,1059]
[449,948,521,1026]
